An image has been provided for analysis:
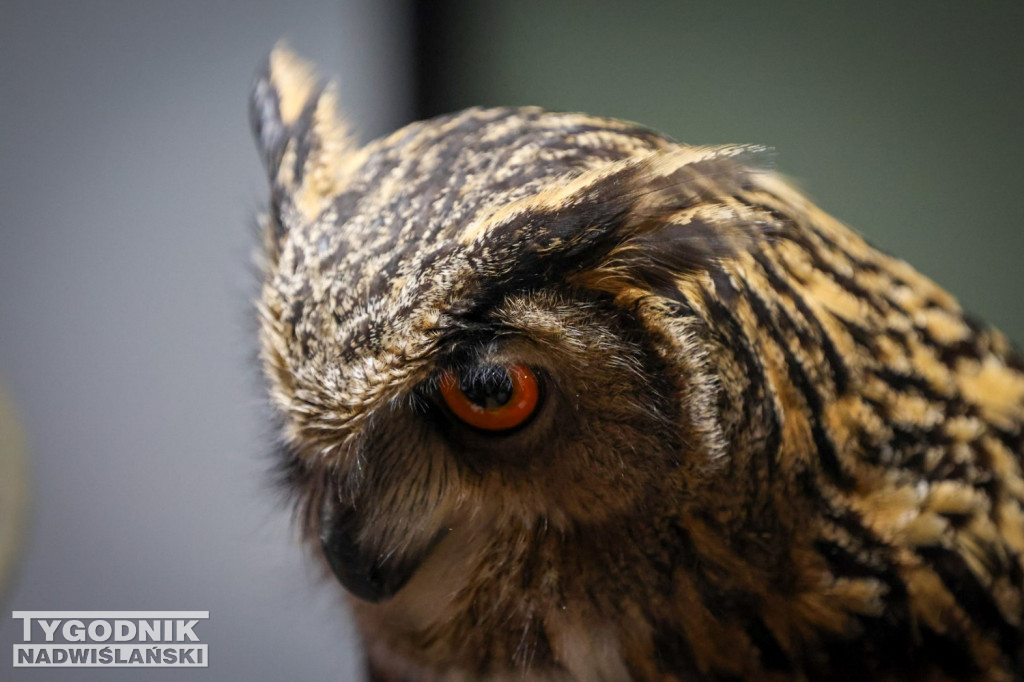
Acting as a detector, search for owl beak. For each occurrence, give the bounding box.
[319,496,444,603]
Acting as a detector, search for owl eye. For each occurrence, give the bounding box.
[439,364,540,432]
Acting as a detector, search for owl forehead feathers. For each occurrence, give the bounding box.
[251,47,775,435]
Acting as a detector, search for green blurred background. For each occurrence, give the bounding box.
[418,0,1023,343]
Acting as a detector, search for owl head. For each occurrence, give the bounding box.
[250,45,841,678]
[249,44,1024,682]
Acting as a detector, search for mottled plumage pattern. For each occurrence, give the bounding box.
[251,48,1024,681]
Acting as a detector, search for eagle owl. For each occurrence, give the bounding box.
[250,48,1024,681]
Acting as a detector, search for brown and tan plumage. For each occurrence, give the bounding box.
[250,47,1024,681]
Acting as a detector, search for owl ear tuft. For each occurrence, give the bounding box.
[250,44,359,233]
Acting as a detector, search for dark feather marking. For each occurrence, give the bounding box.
[248,59,287,175]
[916,545,1021,657]
[743,283,853,489]
[918,625,980,678]
[705,270,782,480]
[752,250,851,395]
[745,616,793,672]
[782,229,889,318]
[290,80,328,186]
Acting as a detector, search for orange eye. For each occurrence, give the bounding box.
[439,364,540,432]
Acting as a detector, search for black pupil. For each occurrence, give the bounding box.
[459,366,514,409]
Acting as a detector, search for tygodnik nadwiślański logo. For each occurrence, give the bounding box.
[13,611,208,667]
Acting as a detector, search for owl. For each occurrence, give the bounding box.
[250,47,1024,682]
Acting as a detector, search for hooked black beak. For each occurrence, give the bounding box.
[319,495,444,603]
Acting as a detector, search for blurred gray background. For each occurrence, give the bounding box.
[0,1,1020,680]
[0,1,410,679]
